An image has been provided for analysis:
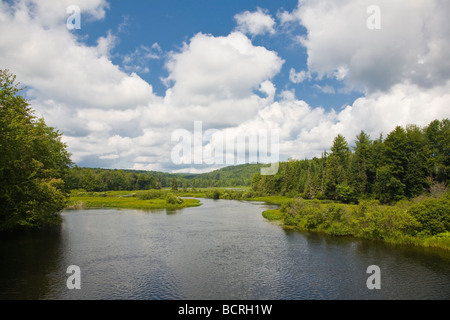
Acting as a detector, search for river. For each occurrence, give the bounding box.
[0,198,449,300]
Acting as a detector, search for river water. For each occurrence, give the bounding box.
[0,198,449,300]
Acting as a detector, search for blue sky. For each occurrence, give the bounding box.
[77,0,360,110]
[1,0,449,172]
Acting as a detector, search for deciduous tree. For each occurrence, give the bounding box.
[0,70,72,231]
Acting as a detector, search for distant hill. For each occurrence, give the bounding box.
[148,163,264,187]
[67,163,264,191]
[183,163,263,187]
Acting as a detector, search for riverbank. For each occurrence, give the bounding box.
[192,189,449,251]
[66,188,449,250]
[258,196,450,251]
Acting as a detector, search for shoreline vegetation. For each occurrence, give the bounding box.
[259,195,450,251]
[66,187,450,251]
[253,193,449,251]
[66,189,202,211]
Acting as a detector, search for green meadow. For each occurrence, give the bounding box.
[67,190,202,211]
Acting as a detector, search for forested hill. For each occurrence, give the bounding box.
[66,163,263,191]
[252,119,449,204]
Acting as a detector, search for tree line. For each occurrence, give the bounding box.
[66,167,161,191]
[65,163,262,192]
[252,119,449,204]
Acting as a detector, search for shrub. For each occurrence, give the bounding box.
[137,190,163,200]
[299,206,324,230]
[166,193,183,205]
[212,190,221,199]
[336,184,357,203]
[357,206,420,240]
[328,222,353,236]
[408,196,450,235]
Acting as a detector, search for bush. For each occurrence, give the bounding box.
[165,193,183,205]
[357,206,420,239]
[328,222,353,236]
[212,189,221,199]
[408,196,450,235]
[298,206,324,230]
[137,190,163,200]
[336,184,357,203]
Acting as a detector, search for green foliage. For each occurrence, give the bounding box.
[355,205,420,240]
[66,167,160,191]
[374,165,405,204]
[212,190,220,199]
[136,189,163,200]
[331,134,350,163]
[336,184,357,204]
[383,125,430,198]
[65,163,263,193]
[165,193,184,205]
[273,193,450,249]
[171,177,179,192]
[351,131,372,196]
[407,195,450,235]
[424,119,450,183]
[68,190,200,210]
[0,70,72,231]
[262,209,283,221]
[280,197,423,241]
[252,119,449,205]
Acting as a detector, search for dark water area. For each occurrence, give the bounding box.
[0,198,449,300]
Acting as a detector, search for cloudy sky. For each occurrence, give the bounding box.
[1,0,449,173]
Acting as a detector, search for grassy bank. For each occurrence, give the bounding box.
[261,209,283,221]
[67,190,202,210]
[275,194,450,250]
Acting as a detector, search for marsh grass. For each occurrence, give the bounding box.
[262,209,283,221]
[67,190,201,210]
[279,197,450,250]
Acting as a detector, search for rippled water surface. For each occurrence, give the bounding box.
[0,198,449,299]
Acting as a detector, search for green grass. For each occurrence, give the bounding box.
[262,209,283,221]
[67,190,201,210]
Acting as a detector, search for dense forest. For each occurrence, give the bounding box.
[252,119,449,204]
[65,163,263,191]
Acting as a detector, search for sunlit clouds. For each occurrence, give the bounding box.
[0,0,449,172]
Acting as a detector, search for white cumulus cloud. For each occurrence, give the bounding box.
[1,0,449,173]
[234,7,276,36]
[282,0,450,94]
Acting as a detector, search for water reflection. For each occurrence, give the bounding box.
[0,227,64,299]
